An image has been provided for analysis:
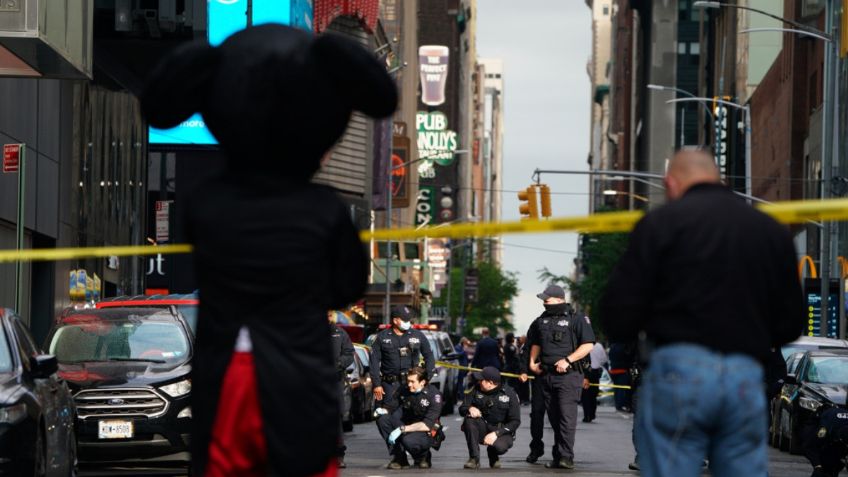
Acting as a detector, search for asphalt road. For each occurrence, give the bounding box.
[342,404,811,477]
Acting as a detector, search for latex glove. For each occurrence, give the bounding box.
[388,427,403,445]
[374,407,389,418]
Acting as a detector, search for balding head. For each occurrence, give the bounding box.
[665,149,721,201]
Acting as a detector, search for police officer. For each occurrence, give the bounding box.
[329,311,354,468]
[370,305,435,407]
[804,405,848,477]
[375,366,444,469]
[528,285,595,469]
[519,320,547,463]
[460,366,521,469]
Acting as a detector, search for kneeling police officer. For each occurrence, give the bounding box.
[460,366,521,469]
[375,366,444,469]
[804,405,848,477]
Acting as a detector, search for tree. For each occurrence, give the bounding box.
[538,232,629,338]
[434,262,519,336]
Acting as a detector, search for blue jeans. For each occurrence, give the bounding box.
[635,344,767,477]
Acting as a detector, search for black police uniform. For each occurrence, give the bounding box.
[804,407,848,477]
[521,319,547,460]
[528,303,595,464]
[460,385,521,464]
[376,384,444,465]
[369,326,435,405]
[330,323,354,457]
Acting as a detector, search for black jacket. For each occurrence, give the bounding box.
[385,384,444,428]
[331,324,354,378]
[600,183,805,361]
[460,385,521,436]
[369,328,435,387]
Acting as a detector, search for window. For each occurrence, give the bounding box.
[678,43,687,55]
[603,5,609,15]
[403,242,421,260]
[376,242,400,259]
[689,42,700,55]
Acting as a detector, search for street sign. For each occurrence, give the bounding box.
[3,144,21,173]
[803,278,843,338]
[155,201,171,243]
[464,268,479,303]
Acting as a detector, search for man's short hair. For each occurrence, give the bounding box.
[407,366,428,383]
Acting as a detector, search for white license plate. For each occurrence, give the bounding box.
[98,420,134,439]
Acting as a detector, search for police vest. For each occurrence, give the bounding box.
[537,315,577,367]
[400,387,438,424]
[469,388,514,428]
[378,330,424,373]
[818,407,848,445]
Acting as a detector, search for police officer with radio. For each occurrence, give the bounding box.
[460,366,521,469]
[528,285,595,470]
[329,311,355,468]
[519,319,547,463]
[370,305,436,409]
[803,404,848,477]
[375,367,444,469]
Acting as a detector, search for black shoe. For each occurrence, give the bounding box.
[464,457,480,469]
[417,459,431,469]
[387,455,410,470]
[582,417,592,422]
[526,451,543,464]
[628,462,640,470]
[545,458,574,469]
[490,458,501,469]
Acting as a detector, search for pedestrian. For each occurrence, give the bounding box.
[460,366,521,469]
[580,341,608,423]
[503,333,521,391]
[454,337,471,402]
[607,342,634,412]
[375,367,444,469]
[516,336,531,404]
[472,328,502,370]
[803,402,848,477]
[370,306,436,410]
[600,149,805,477]
[141,24,397,477]
[519,325,546,462]
[527,285,595,469]
[329,312,354,469]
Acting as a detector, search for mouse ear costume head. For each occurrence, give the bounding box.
[141,41,221,130]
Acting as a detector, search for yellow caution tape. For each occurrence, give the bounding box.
[0,197,845,263]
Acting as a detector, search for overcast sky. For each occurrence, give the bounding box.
[477,1,592,334]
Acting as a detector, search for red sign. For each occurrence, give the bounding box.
[3,144,20,173]
[314,0,380,34]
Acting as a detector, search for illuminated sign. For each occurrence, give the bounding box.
[149,0,313,145]
[416,112,459,167]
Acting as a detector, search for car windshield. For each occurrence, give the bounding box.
[0,327,13,373]
[806,356,848,384]
[426,336,441,359]
[177,305,198,333]
[49,309,189,365]
[783,344,846,360]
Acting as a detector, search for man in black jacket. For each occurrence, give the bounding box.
[460,367,521,469]
[329,313,354,468]
[600,149,805,477]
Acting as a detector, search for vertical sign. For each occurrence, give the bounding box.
[419,46,450,106]
[464,268,479,303]
[3,144,20,173]
[155,201,171,243]
[415,186,435,227]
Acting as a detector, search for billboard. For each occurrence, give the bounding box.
[419,46,449,106]
[149,0,313,145]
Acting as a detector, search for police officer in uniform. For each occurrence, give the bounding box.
[520,320,547,463]
[528,285,595,469]
[329,311,354,468]
[375,367,444,469]
[370,305,436,408]
[460,366,521,469]
[803,405,848,477]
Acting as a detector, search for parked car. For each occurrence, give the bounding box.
[420,329,461,415]
[781,336,848,361]
[97,293,199,335]
[46,306,193,467]
[771,349,848,454]
[348,346,374,423]
[0,309,76,476]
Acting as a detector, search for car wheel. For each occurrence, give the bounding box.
[787,415,803,455]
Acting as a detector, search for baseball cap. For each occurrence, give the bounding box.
[472,366,501,383]
[390,305,412,321]
[537,285,565,301]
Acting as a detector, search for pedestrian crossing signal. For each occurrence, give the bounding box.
[518,186,539,220]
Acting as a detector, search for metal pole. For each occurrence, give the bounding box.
[821,0,834,337]
[680,107,686,148]
[745,105,752,201]
[384,160,392,325]
[830,5,843,338]
[14,145,25,313]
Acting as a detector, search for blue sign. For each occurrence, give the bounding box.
[149,0,313,145]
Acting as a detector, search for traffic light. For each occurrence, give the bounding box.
[517,186,539,220]
[539,184,552,217]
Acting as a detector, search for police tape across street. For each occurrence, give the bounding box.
[353,343,633,390]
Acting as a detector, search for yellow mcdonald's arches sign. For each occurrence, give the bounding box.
[799,256,818,279]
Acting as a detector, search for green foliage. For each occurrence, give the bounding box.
[433,262,519,336]
[538,232,629,339]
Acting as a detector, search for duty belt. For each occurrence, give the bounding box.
[541,364,572,375]
[382,372,408,384]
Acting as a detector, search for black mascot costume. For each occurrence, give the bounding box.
[141,24,397,477]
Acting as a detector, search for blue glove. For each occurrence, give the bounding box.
[374,407,389,418]
[388,427,403,445]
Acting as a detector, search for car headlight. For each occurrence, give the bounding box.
[159,379,191,398]
[799,396,823,412]
[0,403,27,424]
[177,407,192,419]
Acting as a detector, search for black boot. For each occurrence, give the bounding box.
[464,457,480,469]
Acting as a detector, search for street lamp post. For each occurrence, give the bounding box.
[647,84,717,153]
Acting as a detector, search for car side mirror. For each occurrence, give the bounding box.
[783,374,797,385]
[30,355,58,379]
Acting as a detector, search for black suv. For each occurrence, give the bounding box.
[46,306,193,467]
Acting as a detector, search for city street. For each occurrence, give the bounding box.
[342,405,810,477]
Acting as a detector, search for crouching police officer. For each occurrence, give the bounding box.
[460,366,521,469]
[370,306,435,408]
[375,366,444,469]
[528,285,595,469]
[804,405,848,477]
